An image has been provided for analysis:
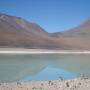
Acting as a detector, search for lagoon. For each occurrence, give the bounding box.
[0,54,90,81]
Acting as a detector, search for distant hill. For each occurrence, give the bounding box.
[52,19,90,37]
[52,19,90,50]
[0,13,90,50]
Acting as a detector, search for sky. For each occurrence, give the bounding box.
[0,0,90,32]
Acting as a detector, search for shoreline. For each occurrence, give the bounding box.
[0,78,90,90]
[0,48,90,54]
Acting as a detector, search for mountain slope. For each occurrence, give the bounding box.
[52,19,90,50]
[0,13,61,49]
[52,19,90,37]
[0,13,90,50]
[63,19,90,37]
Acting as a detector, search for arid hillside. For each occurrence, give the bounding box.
[51,19,90,50]
[0,13,90,50]
[0,13,61,49]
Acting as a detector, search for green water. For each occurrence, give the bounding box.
[0,54,90,81]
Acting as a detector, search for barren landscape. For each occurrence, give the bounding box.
[0,13,90,50]
[0,0,90,89]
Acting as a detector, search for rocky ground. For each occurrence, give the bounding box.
[0,77,90,90]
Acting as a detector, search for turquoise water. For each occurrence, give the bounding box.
[0,54,90,81]
[22,66,77,81]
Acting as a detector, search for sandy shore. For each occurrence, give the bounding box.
[0,78,90,90]
[0,48,90,54]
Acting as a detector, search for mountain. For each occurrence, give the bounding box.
[0,13,62,49]
[0,13,90,50]
[52,19,90,50]
[63,19,90,37]
[52,19,90,37]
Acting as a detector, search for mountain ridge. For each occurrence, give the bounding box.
[0,13,90,50]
